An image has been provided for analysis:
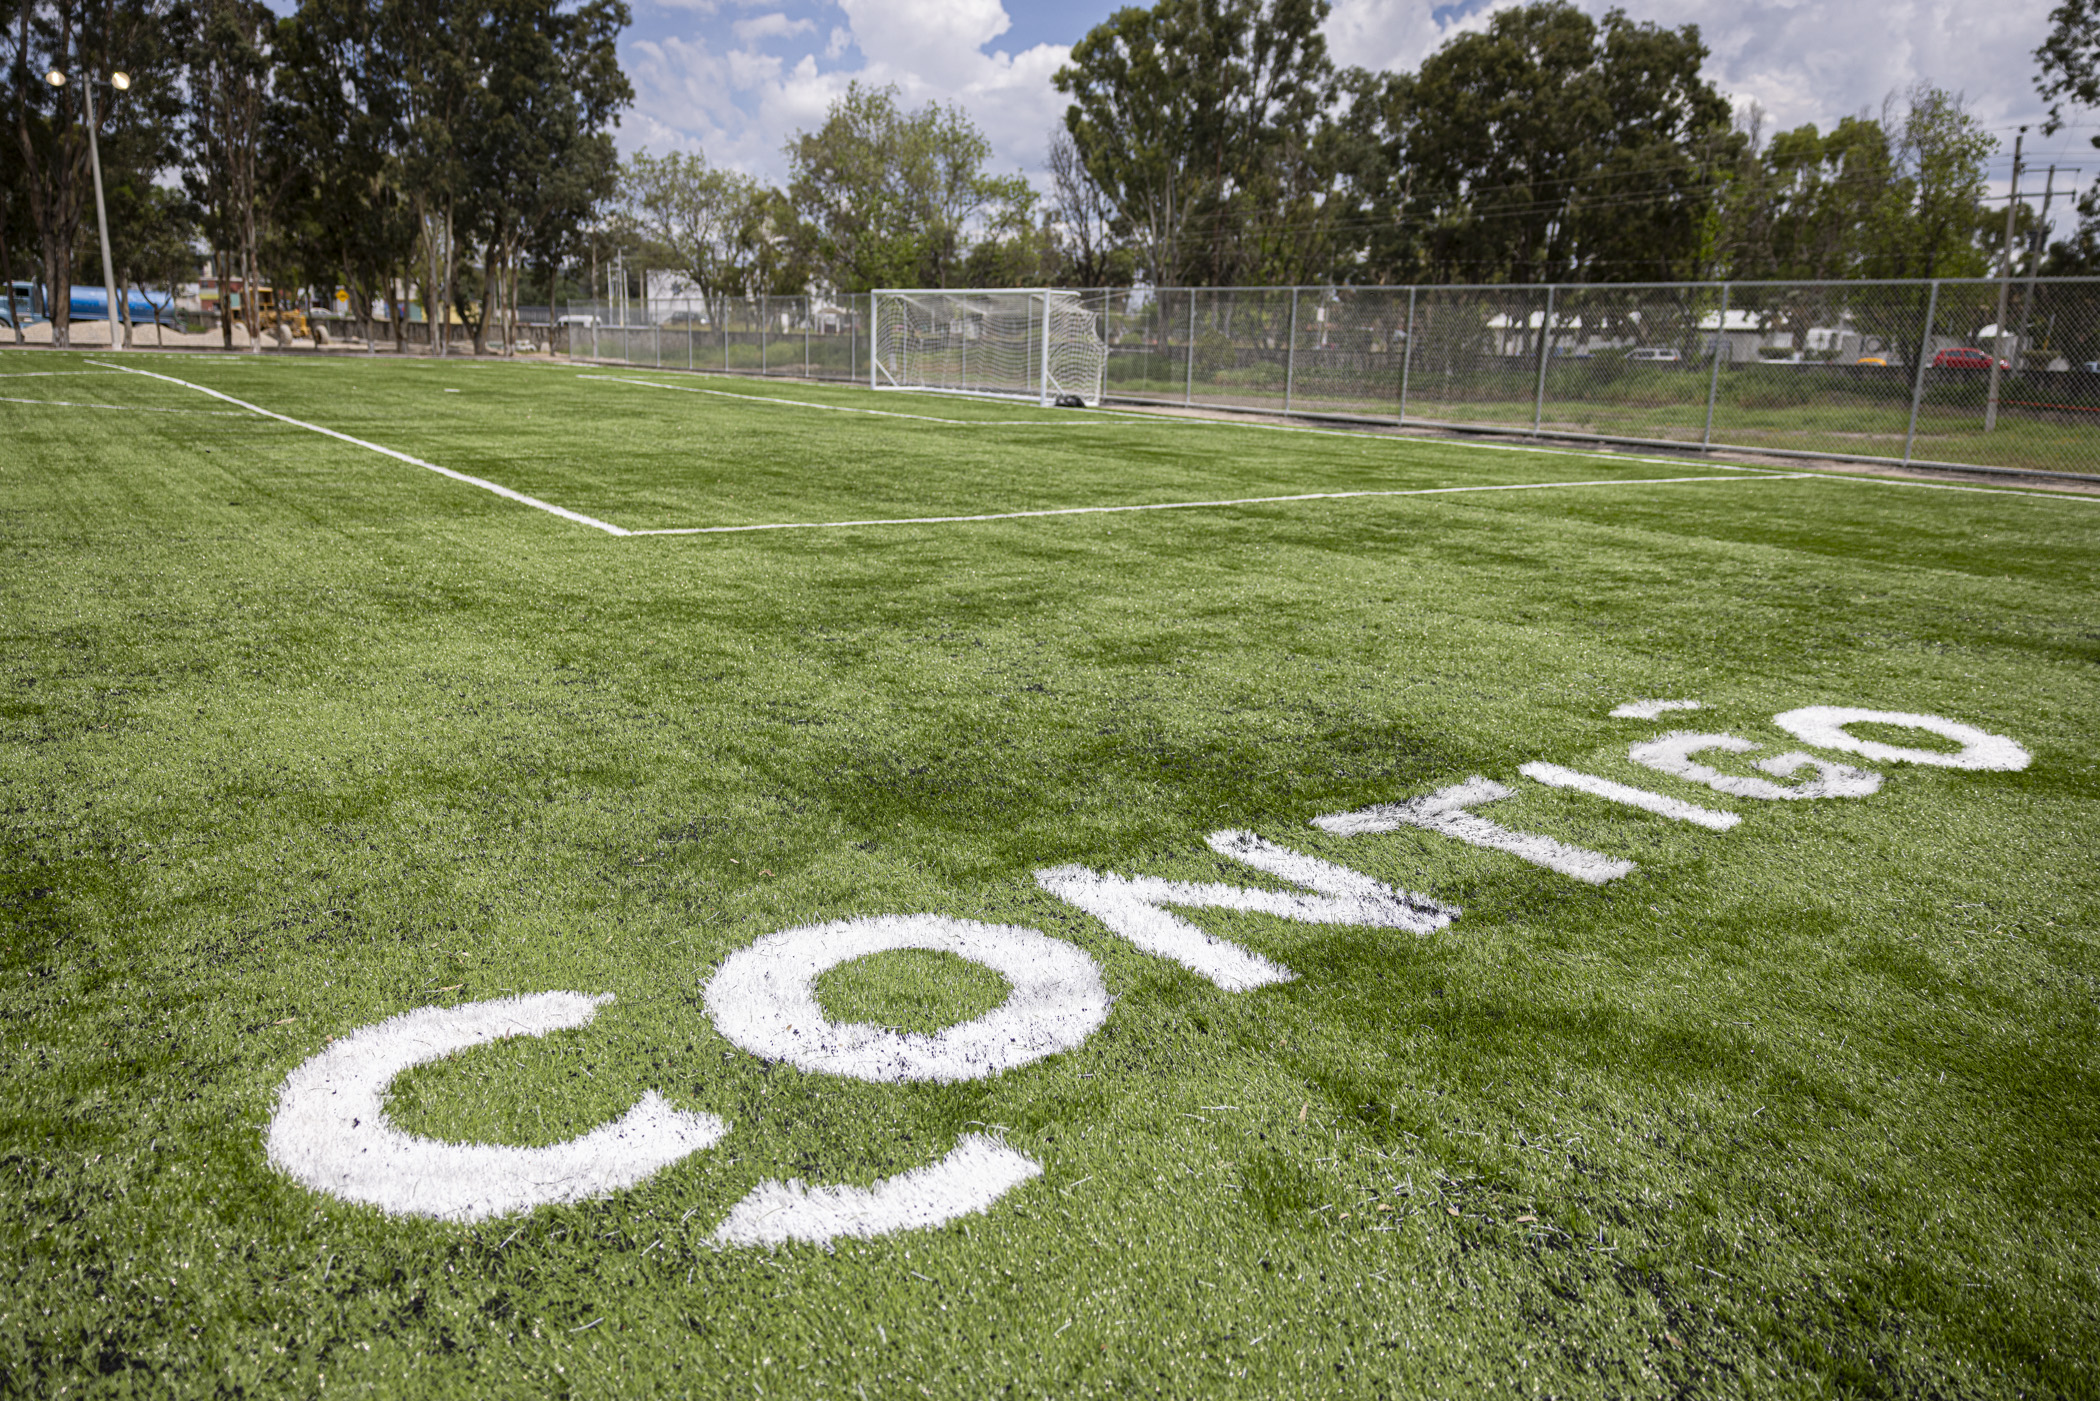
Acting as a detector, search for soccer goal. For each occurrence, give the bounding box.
[871,289,1109,407]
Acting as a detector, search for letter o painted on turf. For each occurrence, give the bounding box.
[1771,707,2030,771]
[703,915,1111,1084]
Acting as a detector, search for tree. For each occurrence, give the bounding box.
[1055,0,1339,287]
[786,81,1024,292]
[1045,126,1133,286]
[1887,85,1994,278]
[1394,1,1732,283]
[456,0,628,353]
[618,149,765,324]
[2035,0,2098,148]
[1327,66,1422,284]
[274,0,415,341]
[178,0,278,348]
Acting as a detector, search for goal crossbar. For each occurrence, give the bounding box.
[871,288,1108,407]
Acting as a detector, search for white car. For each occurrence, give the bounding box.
[556,313,601,328]
[1626,347,1682,363]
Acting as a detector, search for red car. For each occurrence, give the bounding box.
[1932,346,2010,369]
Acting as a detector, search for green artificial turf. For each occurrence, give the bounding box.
[3,347,2098,1399]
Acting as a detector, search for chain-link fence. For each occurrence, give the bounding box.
[564,294,871,383]
[570,279,2100,478]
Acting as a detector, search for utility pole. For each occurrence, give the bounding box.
[1984,129,2023,433]
[2015,164,2056,370]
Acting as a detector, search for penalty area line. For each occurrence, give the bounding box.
[583,371,2100,503]
[86,359,632,536]
[624,472,1814,536]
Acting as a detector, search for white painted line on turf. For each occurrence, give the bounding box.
[1315,776,1636,885]
[1036,829,1455,992]
[0,369,129,378]
[713,1134,1042,1248]
[266,992,726,1221]
[582,371,2100,502]
[1610,699,1703,719]
[581,373,1106,426]
[0,394,248,415]
[1518,761,1740,831]
[624,473,1812,536]
[86,359,634,535]
[1771,707,2030,770]
[704,915,1110,1083]
[1626,733,1882,800]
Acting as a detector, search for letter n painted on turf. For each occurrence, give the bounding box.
[1036,830,1456,992]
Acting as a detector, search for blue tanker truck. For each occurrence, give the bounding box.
[2,281,177,328]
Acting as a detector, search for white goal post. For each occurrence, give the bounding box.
[871,288,1109,407]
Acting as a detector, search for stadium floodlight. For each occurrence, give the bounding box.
[871,288,1108,407]
[45,64,133,351]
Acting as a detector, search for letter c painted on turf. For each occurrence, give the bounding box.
[266,992,726,1222]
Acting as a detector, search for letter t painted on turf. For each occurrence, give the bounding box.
[1312,777,1635,885]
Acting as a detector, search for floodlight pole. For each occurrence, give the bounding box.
[80,77,123,350]
[1984,129,2023,433]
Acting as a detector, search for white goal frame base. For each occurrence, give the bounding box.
[871,288,1109,407]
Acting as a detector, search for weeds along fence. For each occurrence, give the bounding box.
[567,279,2100,479]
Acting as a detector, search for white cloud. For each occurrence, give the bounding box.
[732,11,816,44]
[623,0,1071,182]
[727,47,786,89]
[1323,0,2056,139]
[837,0,1011,86]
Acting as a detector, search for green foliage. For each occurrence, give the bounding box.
[1391,1,1735,284]
[2034,0,2100,143]
[616,151,772,315]
[1708,86,1996,281]
[1056,0,1340,286]
[785,81,1027,293]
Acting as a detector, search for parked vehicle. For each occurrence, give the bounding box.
[1931,346,2008,370]
[1854,356,1889,366]
[1626,347,1681,363]
[2,282,175,328]
[0,281,45,327]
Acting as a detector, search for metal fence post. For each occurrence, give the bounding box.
[759,296,768,375]
[1703,282,1729,448]
[1398,285,1417,426]
[1185,292,1195,406]
[805,300,811,378]
[1284,287,1299,415]
[1532,285,1555,436]
[687,325,693,371]
[1903,279,1941,465]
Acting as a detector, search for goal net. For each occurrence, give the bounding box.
[871,289,1109,406]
